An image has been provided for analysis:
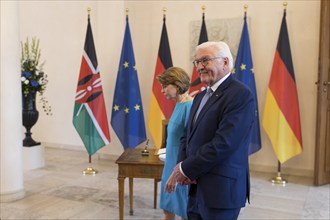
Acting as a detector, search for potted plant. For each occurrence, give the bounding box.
[21,37,51,147]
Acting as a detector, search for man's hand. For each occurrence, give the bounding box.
[172,163,187,184]
[165,163,197,194]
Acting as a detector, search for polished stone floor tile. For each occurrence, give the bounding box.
[1,147,329,220]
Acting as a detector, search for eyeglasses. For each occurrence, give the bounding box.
[192,57,223,67]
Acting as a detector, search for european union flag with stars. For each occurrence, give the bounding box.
[111,16,146,149]
[233,14,261,155]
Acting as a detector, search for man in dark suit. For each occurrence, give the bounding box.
[165,41,255,220]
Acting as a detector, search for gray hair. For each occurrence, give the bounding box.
[196,41,234,71]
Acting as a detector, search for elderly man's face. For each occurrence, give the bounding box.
[194,47,228,86]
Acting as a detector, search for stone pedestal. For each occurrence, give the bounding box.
[22,145,45,170]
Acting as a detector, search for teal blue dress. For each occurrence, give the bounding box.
[160,100,192,219]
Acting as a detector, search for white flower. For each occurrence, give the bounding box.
[24,79,29,85]
[21,76,26,82]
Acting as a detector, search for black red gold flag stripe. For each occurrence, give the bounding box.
[148,15,174,148]
[189,12,208,97]
[262,10,302,163]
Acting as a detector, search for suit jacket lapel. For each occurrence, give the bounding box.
[188,75,233,142]
[188,90,205,131]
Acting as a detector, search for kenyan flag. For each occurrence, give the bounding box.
[73,15,110,156]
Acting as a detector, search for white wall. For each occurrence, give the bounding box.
[17,0,320,176]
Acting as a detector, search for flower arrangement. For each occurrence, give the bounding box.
[21,37,52,115]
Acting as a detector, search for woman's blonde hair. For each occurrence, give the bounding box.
[157,67,191,94]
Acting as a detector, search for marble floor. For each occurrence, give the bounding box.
[1,147,329,220]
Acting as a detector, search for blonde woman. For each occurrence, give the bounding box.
[157,67,193,220]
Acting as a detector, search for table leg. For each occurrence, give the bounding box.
[154,178,159,209]
[129,177,134,215]
[118,177,125,220]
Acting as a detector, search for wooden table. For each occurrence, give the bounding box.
[115,148,164,220]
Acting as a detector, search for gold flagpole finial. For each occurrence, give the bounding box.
[87,7,91,16]
[283,1,288,11]
[201,5,206,13]
[244,4,248,16]
[163,7,167,18]
[126,8,129,16]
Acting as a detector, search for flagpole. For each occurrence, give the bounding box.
[87,7,91,20]
[201,5,205,23]
[83,155,98,175]
[76,7,99,175]
[271,161,287,184]
[270,2,289,185]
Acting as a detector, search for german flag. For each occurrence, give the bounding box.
[148,15,174,148]
[189,12,208,97]
[262,10,302,163]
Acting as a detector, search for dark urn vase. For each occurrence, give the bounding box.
[22,91,40,147]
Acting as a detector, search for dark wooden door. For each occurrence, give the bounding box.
[314,0,330,186]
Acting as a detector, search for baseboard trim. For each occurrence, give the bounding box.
[43,142,314,178]
[249,163,314,178]
[0,189,25,202]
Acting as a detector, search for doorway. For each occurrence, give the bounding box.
[314,0,330,186]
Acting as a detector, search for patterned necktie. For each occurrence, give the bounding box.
[194,88,213,123]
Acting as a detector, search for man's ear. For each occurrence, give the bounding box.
[223,57,229,66]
